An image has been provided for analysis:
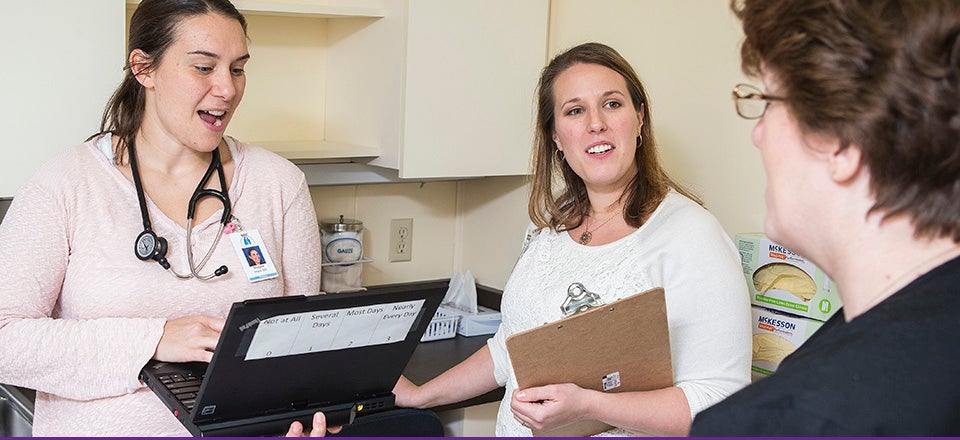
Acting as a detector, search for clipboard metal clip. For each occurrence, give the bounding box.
[561,282,604,317]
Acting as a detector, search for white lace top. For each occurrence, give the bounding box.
[487,190,752,436]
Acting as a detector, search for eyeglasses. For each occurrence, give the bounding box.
[732,83,784,119]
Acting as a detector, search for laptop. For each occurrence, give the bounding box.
[140,280,447,437]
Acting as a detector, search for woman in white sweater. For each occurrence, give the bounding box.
[392,42,752,436]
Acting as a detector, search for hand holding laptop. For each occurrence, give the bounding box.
[150,316,349,437]
[140,281,447,436]
[284,412,342,437]
[154,315,225,363]
[154,314,345,437]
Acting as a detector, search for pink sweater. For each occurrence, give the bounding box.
[0,135,322,436]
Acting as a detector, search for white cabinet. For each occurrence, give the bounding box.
[25,0,548,189]
[224,0,549,180]
[123,0,388,165]
[0,0,546,195]
[379,0,549,178]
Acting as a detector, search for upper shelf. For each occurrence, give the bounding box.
[261,140,380,164]
[125,0,385,19]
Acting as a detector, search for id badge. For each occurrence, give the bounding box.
[229,229,279,283]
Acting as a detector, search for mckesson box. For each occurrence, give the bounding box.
[751,306,825,381]
[737,232,841,321]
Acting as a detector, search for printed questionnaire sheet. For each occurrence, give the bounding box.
[244,299,426,360]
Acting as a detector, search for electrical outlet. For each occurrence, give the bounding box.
[389,218,413,262]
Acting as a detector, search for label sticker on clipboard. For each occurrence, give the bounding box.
[602,371,622,391]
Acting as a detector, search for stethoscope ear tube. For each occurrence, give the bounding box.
[186,147,232,223]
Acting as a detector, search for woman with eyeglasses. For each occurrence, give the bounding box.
[691,0,960,436]
[0,0,322,436]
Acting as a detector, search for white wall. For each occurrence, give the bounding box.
[457,176,532,288]
[310,181,459,287]
[0,1,125,197]
[549,0,765,237]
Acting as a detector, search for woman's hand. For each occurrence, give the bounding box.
[510,383,595,432]
[392,375,423,408]
[285,412,342,437]
[153,315,225,363]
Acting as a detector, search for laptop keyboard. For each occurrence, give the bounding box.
[158,371,205,411]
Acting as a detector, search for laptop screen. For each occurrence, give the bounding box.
[189,280,446,425]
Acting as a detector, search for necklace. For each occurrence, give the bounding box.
[579,208,623,245]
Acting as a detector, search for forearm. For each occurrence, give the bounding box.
[410,345,500,408]
[0,316,165,400]
[587,386,692,436]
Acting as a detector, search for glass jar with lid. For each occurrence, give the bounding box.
[319,215,364,293]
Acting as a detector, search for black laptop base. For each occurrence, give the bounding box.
[140,280,447,437]
[139,361,394,437]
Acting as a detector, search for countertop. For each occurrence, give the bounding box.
[403,334,504,412]
[401,282,505,412]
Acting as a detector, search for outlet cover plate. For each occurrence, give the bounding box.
[389,218,413,262]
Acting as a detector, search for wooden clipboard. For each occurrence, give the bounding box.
[505,287,673,437]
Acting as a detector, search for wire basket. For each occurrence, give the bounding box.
[421,309,460,342]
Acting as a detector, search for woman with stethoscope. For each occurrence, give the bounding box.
[0,0,321,436]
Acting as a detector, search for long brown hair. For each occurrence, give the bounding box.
[733,0,960,242]
[88,0,247,165]
[528,42,701,232]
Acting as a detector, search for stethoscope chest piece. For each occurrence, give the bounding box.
[135,229,167,261]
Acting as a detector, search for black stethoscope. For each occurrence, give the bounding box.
[129,141,230,280]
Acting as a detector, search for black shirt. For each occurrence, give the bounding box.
[690,256,960,436]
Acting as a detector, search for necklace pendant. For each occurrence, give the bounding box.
[579,231,592,245]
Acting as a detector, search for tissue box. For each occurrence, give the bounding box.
[737,232,841,321]
[438,305,502,337]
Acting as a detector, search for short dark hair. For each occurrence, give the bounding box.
[733,0,960,242]
[91,0,247,164]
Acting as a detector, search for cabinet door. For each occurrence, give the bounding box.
[0,1,125,197]
[399,0,548,179]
